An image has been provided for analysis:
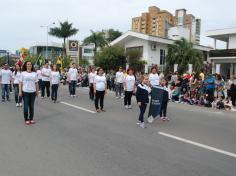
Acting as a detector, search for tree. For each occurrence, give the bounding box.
[94,46,126,71]
[79,58,90,67]
[166,38,203,74]
[83,30,108,53]
[49,21,78,58]
[126,50,147,72]
[106,29,122,42]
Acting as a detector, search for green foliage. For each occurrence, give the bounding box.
[166,38,203,74]
[83,30,108,53]
[94,46,126,71]
[126,50,146,72]
[106,29,122,42]
[62,56,72,69]
[49,21,78,57]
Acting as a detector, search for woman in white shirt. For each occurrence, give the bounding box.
[149,67,160,87]
[115,67,124,98]
[124,68,136,109]
[68,63,78,97]
[41,62,51,98]
[88,68,96,100]
[50,64,60,103]
[94,68,107,112]
[19,61,39,125]
[12,64,22,107]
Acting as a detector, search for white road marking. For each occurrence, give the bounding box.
[60,101,96,114]
[158,132,236,159]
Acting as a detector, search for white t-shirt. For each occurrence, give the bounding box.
[88,72,96,84]
[37,70,42,80]
[149,73,160,86]
[94,75,106,91]
[116,71,124,83]
[125,75,136,91]
[0,69,12,84]
[20,71,38,93]
[51,71,60,85]
[68,68,78,81]
[42,67,51,81]
[13,71,21,84]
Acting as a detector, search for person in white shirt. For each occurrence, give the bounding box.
[88,67,96,100]
[36,67,43,91]
[12,63,22,107]
[0,63,12,102]
[115,66,124,98]
[124,68,136,109]
[68,63,78,97]
[19,61,39,125]
[94,68,107,112]
[50,64,60,103]
[149,67,160,87]
[41,62,51,98]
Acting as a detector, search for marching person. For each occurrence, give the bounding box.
[160,78,171,121]
[94,67,107,113]
[36,66,43,92]
[88,67,96,100]
[149,66,160,87]
[68,63,78,97]
[0,63,12,102]
[136,74,151,128]
[124,68,136,109]
[115,66,124,99]
[41,61,51,98]
[12,63,22,107]
[50,64,60,103]
[19,61,39,125]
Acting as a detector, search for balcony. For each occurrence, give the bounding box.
[209,49,236,57]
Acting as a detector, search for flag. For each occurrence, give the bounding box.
[148,86,164,118]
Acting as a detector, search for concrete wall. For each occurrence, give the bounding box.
[229,34,236,49]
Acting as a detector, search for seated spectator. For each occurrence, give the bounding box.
[224,97,232,110]
[216,96,224,110]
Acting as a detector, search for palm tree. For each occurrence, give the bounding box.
[83,30,108,53]
[49,21,78,58]
[166,38,203,74]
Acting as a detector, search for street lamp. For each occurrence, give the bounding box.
[40,22,55,62]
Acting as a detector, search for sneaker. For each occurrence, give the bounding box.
[41,96,45,99]
[30,120,36,124]
[136,121,141,125]
[121,96,124,99]
[147,116,154,124]
[116,96,120,99]
[25,121,30,125]
[161,117,166,121]
[101,109,106,112]
[125,105,128,109]
[128,105,132,109]
[165,117,170,121]
[19,103,22,107]
[70,95,73,97]
[139,122,146,128]
[96,109,100,113]
[16,103,19,107]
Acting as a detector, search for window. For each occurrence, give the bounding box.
[160,49,166,65]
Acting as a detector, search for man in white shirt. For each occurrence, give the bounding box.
[115,66,124,98]
[88,67,96,100]
[0,64,12,101]
[41,62,51,98]
[68,63,78,97]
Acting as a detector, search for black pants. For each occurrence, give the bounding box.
[14,84,22,103]
[51,84,59,101]
[38,79,43,91]
[69,81,77,95]
[42,81,50,97]
[95,90,105,110]
[22,92,36,121]
[89,83,94,100]
[160,101,168,117]
[231,93,236,106]
[124,91,133,106]
[139,103,147,123]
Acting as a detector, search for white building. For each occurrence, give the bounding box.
[168,26,190,41]
[206,27,236,78]
[80,43,95,65]
[111,31,211,72]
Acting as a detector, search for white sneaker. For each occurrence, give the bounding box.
[116,96,120,99]
[140,122,146,128]
[16,103,19,107]
[147,116,154,124]
[128,105,132,109]
[125,105,128,109]
[136,121,141,125]
[121,96,124,99]
[19,103,22,107]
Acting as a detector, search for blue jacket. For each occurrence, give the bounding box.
[136,84,151,104]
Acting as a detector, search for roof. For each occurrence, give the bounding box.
[30,42,63,48]
[206,27,236,42]
[111,31,212,51]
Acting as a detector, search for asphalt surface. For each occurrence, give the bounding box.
[0,85,236,176]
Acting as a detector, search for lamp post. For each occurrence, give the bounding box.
[40,22,55,62]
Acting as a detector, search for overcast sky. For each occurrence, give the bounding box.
[1,0,236,52]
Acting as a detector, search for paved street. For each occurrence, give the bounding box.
[0,86,236,176]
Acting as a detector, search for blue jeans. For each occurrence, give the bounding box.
[70,81,77,95]
[14,84,22,103]
[22,92,36,121]
[1,84,10,100]
[116,83,123,97]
